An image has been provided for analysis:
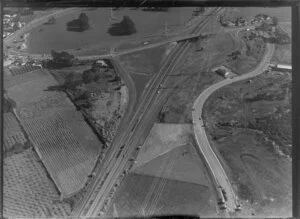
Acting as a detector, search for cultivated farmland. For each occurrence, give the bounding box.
[3,112,27,153]
[3,148,71,218]
[4,69,103,198]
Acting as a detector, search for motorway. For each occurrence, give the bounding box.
[192,42,275,212]
[72,7,222,217]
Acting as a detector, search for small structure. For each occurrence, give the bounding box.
[270,63,292,72]
[95,60,108,67]
[216,68,230,77]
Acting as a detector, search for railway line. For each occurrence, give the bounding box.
[73,7,222,217]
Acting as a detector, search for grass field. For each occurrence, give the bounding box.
[202,71,291,217]
[119,44,174,75]
[106,173,216,218]
[271,22,291,65]
[107,123,218,218]
[133,123,193,168]
[4,69,103,198]
[4,148,71,218]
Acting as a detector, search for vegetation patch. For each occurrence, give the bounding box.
[66,13,89,32]
[202,71,291,217]
[108,15,136,36]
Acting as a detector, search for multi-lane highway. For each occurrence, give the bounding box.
[72,7,222,217]
[192,42,275,212]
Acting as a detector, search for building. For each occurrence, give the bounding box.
[274,64,292,71]
[95,60,108,67]
[215,68,230,77]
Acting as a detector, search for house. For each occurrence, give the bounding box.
[274,64,292,71]
[215,68,230,77]
[95,60,108,67]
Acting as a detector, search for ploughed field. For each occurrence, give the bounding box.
[4,69,103,198]
[106,123,218,217]
[3,148,71,217]
[3,112,28,154]
[202,71,291,217]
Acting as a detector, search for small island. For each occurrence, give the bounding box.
[66,13,90,32]
[108,15,137,36]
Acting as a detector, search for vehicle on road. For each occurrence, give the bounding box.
[220,203,227,210]
[221,189,228,201]
[235,203,242,211]
[217,198,225,205]
[142,41,150,45]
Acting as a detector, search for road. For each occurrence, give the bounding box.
[72,7,222,217]
[11,33,203,61]
[192,42,275,212]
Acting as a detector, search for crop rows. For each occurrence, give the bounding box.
[18,93,69,120]
[10,65,41,76]
[4,69,48,89]
[4,113,27,151]
[22,111,98,196]
[3,149,71,218]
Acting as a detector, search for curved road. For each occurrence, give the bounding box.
[192,42,275,212]
[4,8,82,45]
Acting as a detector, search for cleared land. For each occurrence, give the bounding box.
[4,148,71,218]
[4,69,103,198]
[202,71,291,217]
[107,123,218,217]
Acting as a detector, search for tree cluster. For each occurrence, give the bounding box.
[48,50,76,68]
[107,16,137,36]
[67,13,90,32]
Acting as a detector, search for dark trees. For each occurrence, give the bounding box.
[108,15,137,36]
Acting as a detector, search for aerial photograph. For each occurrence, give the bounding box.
[3,4,292,218]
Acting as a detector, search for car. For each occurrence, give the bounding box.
[235,204,242,211]
[220,204,227,210]
[142,41,150,45]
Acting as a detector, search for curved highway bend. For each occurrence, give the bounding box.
[192,42,275,212]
